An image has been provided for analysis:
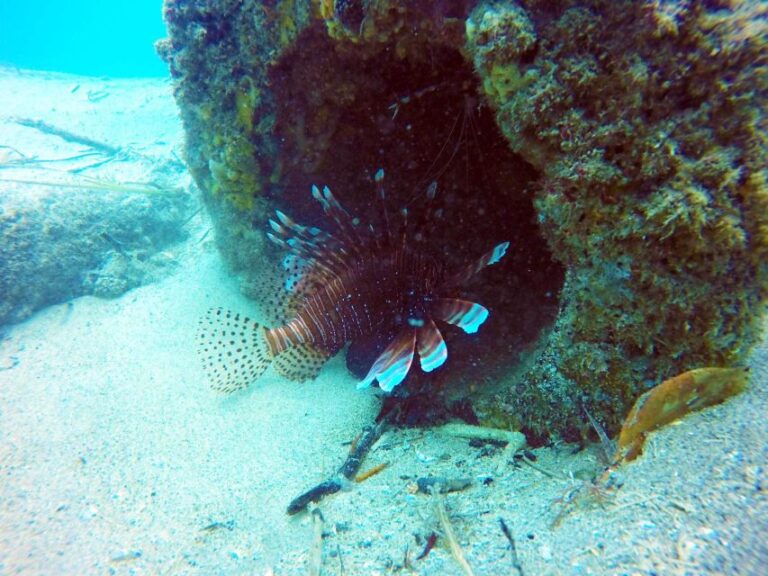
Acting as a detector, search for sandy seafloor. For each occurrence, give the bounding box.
[1,68,766,576]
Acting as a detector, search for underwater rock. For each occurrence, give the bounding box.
[466,0,767,436]
[162,0,767,438]
[0,188,192,326]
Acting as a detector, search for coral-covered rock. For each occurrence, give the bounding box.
[0,188,190,325]
[162,0,767,439]
[467,0,767,435]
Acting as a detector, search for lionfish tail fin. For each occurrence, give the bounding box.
[357,329,417,392]
[445,241,510,287]
[273,344,330,382]
[416,319,448,373]
[197,307,274,393]
[434,298,489,334]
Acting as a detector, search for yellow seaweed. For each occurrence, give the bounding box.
[616,367,749,462]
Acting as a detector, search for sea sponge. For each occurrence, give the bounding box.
[466,0,767,437]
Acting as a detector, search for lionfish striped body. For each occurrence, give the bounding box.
[197,171,509,393]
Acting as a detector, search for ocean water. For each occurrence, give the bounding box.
[1,1,767,575]
[0,0,167,77]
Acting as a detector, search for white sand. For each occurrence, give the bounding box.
[1,69,766,576]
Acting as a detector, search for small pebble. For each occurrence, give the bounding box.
[416,476,472,494]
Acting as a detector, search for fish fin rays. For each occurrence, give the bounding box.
[196,307,273,393]
[267,213,349,279]
[358,330,416,392]
[311,185,365,251]
[417,319,448,373]
[240,257,326,324]
[267,185,375,277]
[434,298,489,334]
[273,344,331,382]
[444,241,510,287]
[356,320,448,392]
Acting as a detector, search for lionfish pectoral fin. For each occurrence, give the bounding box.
[273,344,331,382]
[357,330,417,392]
[445,241,510,287]
[196,307,274,393]
[434,298,489,334]
[416,319,448,373]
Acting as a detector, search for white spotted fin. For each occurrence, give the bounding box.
[196,307,274,393]
[273,344,331,382]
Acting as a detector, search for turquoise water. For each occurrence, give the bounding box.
[0,0,167,77]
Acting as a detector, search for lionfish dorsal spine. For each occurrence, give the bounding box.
[374,167,392,248]
[311,185,367,259]
[267,210,352,277]
[410,180,439,244]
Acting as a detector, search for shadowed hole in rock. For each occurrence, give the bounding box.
[267,23,565,396]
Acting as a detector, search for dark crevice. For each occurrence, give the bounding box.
[267,23,565,389]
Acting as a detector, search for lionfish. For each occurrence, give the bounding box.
[197,170,509,394]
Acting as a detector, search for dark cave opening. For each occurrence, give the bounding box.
[266,24,565,392]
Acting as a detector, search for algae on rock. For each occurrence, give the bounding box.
[466,0,768,437]
[161,0,767,440]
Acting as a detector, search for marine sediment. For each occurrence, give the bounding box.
[160,0,767,439]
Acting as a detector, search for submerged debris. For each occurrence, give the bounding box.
[416,476,473,495]
[416,531,438,561]
[13,117,122,155]
[498,517,524,576]
[583,405,615,466]
[434,493,475,576]
[436,422,526,451]
[552,366,749,528]
[200,519,235,533]
[550,471,620,529]
[287,415,390,515]
[616,367,750,462]
[354,462,389,483]
[308,509,324,576]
